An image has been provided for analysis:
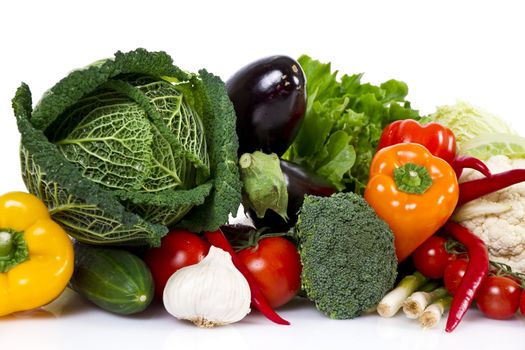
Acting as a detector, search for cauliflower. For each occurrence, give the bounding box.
[453,155,525,273]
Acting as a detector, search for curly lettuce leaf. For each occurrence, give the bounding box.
[316,131,356,189]
[284,55,420,193]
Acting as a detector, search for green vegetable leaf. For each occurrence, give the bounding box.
[179,69,242,232]
[380,80,409,103]
[15,96,167,247]
[284,55,420,193]
[316,131,356,191]
[56,101,154,191]
[461,133,525,160]
[430,101,516,148]
[298,55,339,105]
[291,97,346,163]
[13,49,241,246]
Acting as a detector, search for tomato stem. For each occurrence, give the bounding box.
[489,261,525,289]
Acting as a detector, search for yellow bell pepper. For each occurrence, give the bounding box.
[0,192,74,316]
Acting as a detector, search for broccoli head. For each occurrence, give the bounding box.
[296,192,397,319]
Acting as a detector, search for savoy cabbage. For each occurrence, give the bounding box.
[12,49,241,247]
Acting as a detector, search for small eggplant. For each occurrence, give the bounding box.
[249,160,336,231]
[226,56,306,156]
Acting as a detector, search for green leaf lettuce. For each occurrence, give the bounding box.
[283,55,420,193]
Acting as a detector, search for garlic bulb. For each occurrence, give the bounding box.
[163,246,251,327]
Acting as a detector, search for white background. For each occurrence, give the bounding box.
[1,0,525,349]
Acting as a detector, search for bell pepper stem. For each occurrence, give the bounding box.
[0,229,30,273]
[394,163,433,194]
[0,231,13,259]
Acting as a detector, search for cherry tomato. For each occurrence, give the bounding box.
[520,289,525,316]
[444,258,469,296]
[237,237,302,308]
[144,229,210,299]
[412,236,454,278]
[475,275,521,320]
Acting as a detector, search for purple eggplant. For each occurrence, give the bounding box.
[226,56,306,156]
[249,159,336,231]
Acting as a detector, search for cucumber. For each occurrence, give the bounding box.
[70,244,154,315]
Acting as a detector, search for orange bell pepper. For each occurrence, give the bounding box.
[0,192,74,316]
[364,143,459,262]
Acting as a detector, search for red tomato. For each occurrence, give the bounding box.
[144,229,210,299]
[412,236,455,278]
[475,275,521,320]
[520,289,525,316]
[444,258,469,296]
[237,237,301,308]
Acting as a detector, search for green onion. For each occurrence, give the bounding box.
[377,272,428,317]
[403,287,449,319]
[419,296,453,329]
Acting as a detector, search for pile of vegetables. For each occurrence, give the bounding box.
[2,48,525,333]
[372,105,525,330]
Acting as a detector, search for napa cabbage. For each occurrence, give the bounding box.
[431,101,516,148]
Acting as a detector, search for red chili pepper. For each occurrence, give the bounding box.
[378,119,457,164]
[458,169,525,206]
[443,221,489,332]
[451,155,492,179]
[204,229,290,325]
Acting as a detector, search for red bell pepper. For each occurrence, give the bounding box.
[378,119,490,178]
[378,119,457,163]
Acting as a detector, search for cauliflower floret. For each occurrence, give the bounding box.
[455,155,525,273]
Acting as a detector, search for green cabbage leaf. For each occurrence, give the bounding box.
[430,101,516,148]
[12,49,241,247]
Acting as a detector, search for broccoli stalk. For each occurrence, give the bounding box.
[296,192,398,319]
[377,272,428,317]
